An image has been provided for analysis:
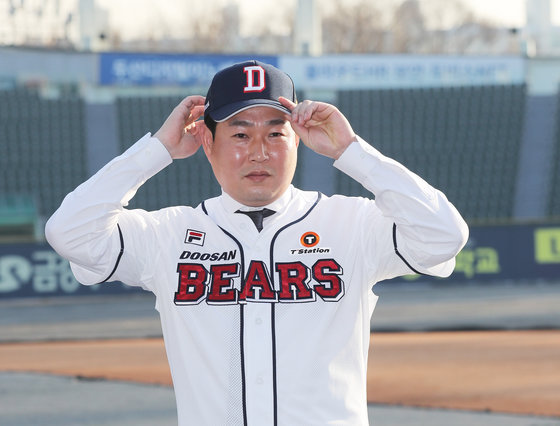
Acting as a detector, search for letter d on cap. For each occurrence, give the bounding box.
[244,66,266,93]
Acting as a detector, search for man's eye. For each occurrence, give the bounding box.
[270,132,284,137]
[233,133,248,139]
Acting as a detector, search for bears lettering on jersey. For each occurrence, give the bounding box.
[276,261,313,301]
[174,259,344,305]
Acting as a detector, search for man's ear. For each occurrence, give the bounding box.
[200,123,214,160]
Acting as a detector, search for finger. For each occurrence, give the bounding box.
[278,96,296,111]
[189,105,206,121]
[287,99,306,125]
[182,106,206,132]
[182,95,206,109]
[302,102,317,124]
[293,100,318,126]
[186,119,206,134]
[288,118,306,137]
[178,96,206,120]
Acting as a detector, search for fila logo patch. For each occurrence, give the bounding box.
[185,229,205,246]
[243,65,266,93]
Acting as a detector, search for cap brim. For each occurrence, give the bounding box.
[209,99,291,122]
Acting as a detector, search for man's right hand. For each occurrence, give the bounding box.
[154,95,208,160]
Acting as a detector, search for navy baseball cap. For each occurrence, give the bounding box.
[204,60,296,122]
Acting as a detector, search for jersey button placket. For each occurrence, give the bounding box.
[244,302,274,424]
[242,247,275,425]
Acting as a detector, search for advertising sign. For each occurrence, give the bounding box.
[399,224,560,283]
[99,53,279,86]
[280,55,526,90]
[0,243,140,298]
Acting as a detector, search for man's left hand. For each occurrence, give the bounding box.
[279,97,357,160]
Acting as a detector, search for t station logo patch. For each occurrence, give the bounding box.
[185,229,205,246]
[301,232,320,247]
[291,231,330,255]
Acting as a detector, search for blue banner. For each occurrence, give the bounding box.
[99,53,279,86]
[398,224,560,283]
[0,243,142,298]
[280,55,525,90]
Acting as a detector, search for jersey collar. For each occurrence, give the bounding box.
[220,186,294,215]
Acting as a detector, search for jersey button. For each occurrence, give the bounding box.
[256,376,264,385]
[255,318,262,325]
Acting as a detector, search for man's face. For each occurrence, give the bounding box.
[203,106,299,207]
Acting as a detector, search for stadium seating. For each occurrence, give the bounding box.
[0,88,87,225]
[336,84,527,221]
[0,193,38,241]
[0,84,532,241]
[116,95,221,211]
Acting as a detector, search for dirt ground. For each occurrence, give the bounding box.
[366,330,560,417]
[0,330,558,418]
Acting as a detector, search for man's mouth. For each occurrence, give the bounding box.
[245,171,271,182]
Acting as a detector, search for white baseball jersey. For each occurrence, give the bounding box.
[46,134,468,426]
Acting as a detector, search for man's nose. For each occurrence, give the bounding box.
[248,138,269,161]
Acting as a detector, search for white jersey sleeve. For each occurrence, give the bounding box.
[333,136,469,279]
[45,133,172,287]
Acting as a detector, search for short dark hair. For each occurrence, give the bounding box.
[204,115,217,139]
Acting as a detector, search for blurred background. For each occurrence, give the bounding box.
[1,0,560,297]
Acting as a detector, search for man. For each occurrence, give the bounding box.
[46,60,468,425]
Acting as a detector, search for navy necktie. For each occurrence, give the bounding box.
[235,208,275,232]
